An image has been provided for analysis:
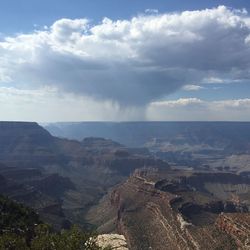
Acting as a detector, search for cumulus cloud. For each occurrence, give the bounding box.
[147,98,250,121]
[182,85,204,91]
[201,77,242,84]
[151,98,204,107]
[145,9,159,14]
[0,6,250,107]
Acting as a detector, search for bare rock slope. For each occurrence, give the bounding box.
[87,169,250,250]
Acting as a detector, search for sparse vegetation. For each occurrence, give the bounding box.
[0,195,106,250]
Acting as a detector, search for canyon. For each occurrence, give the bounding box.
[0,121,249,249]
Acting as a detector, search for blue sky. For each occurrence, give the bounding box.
[0,1,250,121]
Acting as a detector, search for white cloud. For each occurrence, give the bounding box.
[0,6,249,108]
[202,77,242,84]
[151,98,204,107]
[202,77,226,84]
[147,98,250,121]
[0,73,12,83]
[182,85,204,91]
[145,9,159,14]
[213,98,250,109]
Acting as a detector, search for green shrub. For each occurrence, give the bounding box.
[0,233,28,250]
[0,196,103,250]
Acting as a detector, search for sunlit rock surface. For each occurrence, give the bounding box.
[96,234,128,250]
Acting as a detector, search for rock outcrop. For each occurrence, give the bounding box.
[216,213,250,249]
[87,169,250,250]
[96,234,128,250]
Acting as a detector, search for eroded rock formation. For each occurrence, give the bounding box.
[96,234,128,250]
[87,169,250,250]
[216,213,250,249]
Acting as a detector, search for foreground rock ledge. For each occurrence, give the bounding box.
[96,234,128,250]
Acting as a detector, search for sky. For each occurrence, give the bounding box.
[0,0,250,121]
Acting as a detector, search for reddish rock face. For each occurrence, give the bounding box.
[87,169,250,250]
[216,213,250,249]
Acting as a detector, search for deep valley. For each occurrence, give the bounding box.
[0,121,249,249]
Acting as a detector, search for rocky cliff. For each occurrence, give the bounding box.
[216,213,250,249]
[0,122,170,230]
[87,169,250,249]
